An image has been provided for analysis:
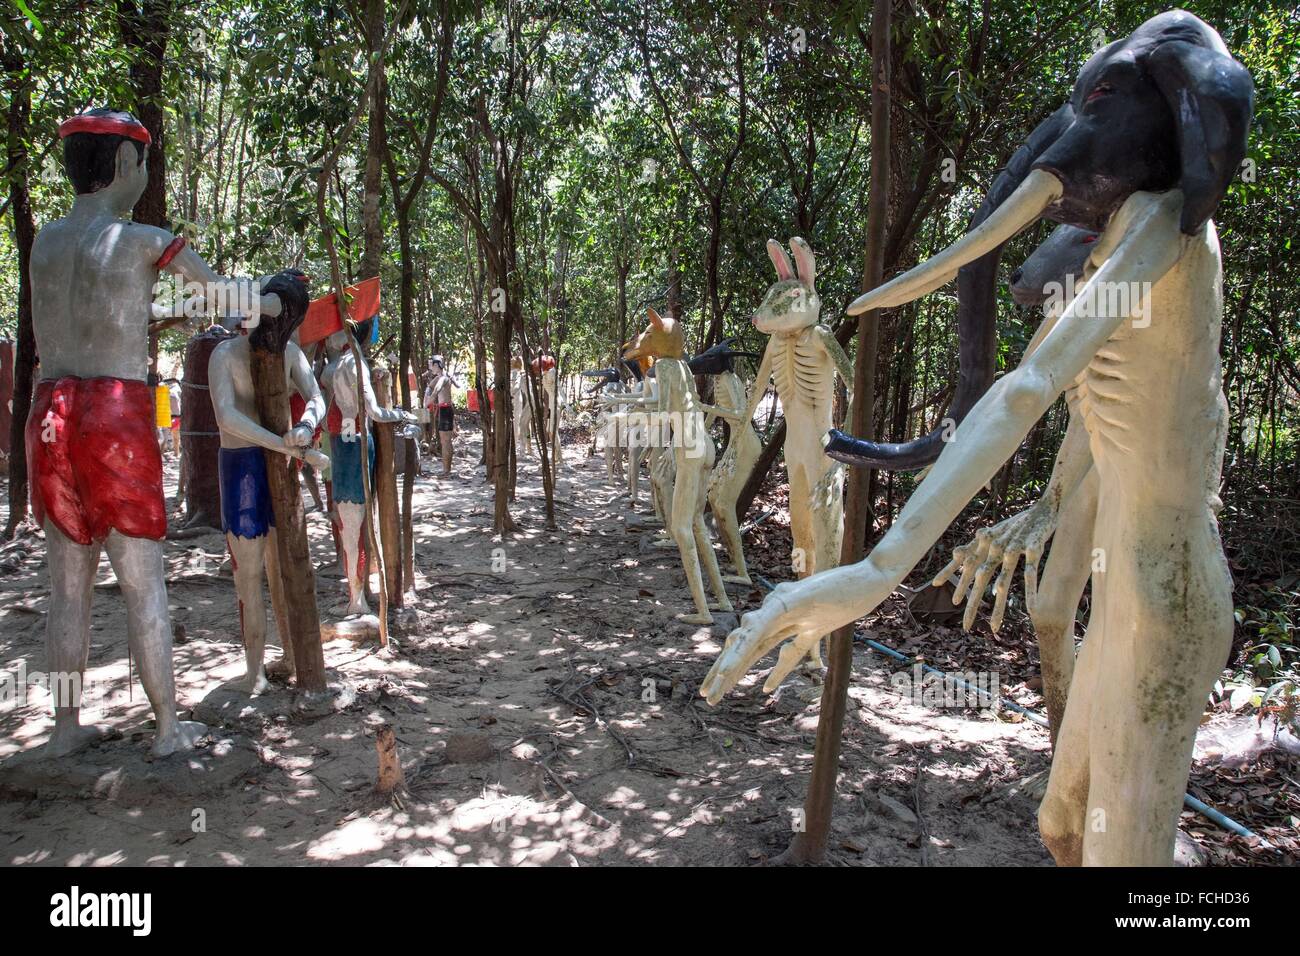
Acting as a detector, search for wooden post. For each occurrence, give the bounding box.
[374,367,403,607]
[248,343,329,694]
[374,723,405,794]
[345,333,389,646]
[782,0,890,864]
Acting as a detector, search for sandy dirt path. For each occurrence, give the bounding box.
[0,426,1053,865]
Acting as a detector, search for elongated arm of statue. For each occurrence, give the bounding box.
[359,359,412,425]
[816,324,856,426]
[161,241,283,318]
[697,401,747,423]
[933,297,1099,630]
[285,341,325,447]
[209,348,291,453]
[701,190,1186,704]
[741,339,775,427]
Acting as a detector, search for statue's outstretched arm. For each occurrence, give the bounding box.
[702,189,1186,703]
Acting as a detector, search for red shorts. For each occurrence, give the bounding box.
[27,376,167,545]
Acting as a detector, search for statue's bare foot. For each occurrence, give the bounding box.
[676,611,714,625]
[345,599,371,616]
[796,685,824,703]
[44,722,112,758]
[652,537,676,549]
[243,670,271,696]
[152,720,208,758]
[723,574,753,585]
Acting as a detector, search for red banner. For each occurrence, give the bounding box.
[298,276,381,345]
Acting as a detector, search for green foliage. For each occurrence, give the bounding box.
[1,0,1297,497]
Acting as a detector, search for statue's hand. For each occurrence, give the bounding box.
[700,578,844,705]
[285,423,314,448]
[933,498,1058,632]
[303,448,330,471]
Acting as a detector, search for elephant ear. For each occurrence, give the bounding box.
[1147,39,1254,235]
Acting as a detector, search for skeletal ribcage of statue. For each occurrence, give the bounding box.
[772,327,835,427]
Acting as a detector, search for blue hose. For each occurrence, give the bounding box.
[750,574,1264,845]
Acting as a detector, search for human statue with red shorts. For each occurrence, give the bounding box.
[27,108,284,757]
[208,270,329,696]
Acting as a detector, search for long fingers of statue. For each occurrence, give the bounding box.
[962,550,1003,632]
[954,529,993,606]
[989,550,1022,634]
[934,553,964,590]
[1023,548,1042,617]
[762,637,817,694]
[702,609,795,704]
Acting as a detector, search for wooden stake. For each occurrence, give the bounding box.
[374,368,403,606]
[374,723,405,794]
[248,344,328,694]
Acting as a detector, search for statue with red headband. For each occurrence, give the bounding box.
[27,108,282,756]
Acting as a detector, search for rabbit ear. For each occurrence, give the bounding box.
[790,237,816,287]
[767,239,795,281]
[647,306,665,329]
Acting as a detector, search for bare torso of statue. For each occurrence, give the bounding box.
[209,335,323,452]
[31,207,176,382]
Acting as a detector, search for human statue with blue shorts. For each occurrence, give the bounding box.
[208,271,329,695]
[322,318,417,615]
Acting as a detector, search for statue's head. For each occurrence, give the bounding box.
[59,108,150,207]
[623,307,685,362]
[249,270,310,353]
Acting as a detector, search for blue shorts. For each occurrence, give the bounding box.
[331,432,375,504]
[218,446,274,539]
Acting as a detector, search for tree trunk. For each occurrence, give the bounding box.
[115,0,171,379]
[374,384,402,607]
[3,54,36,539]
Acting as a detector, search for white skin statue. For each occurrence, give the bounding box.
[702,365,761,586]
[703,182,1235,866]
[737,238,855,667]
[540,358,560,471]
[941,224,1230,749]
[28,110,281,756]
[509,357,533,459]
[605,366,659,512]
[325,328,416,614]
[604,309,734,625]
[208,320,328,695]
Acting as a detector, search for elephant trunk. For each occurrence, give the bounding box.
[830,107,1074,471]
